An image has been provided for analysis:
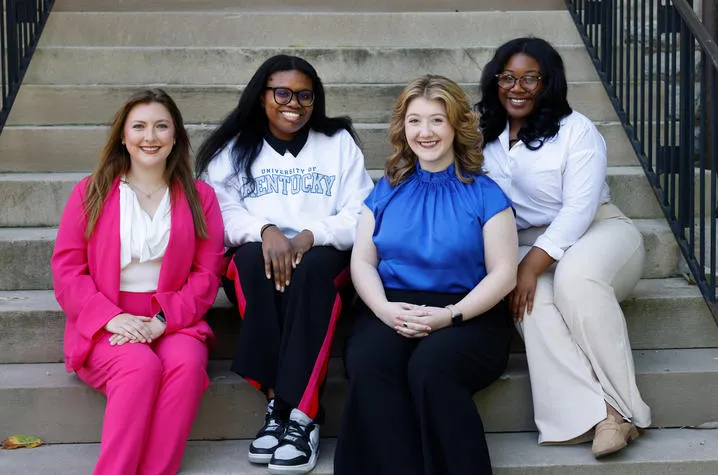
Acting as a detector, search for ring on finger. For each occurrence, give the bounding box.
[402,322,408,328]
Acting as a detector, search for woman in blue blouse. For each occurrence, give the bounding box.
[334,75,518,475]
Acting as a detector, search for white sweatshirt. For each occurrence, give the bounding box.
[204,129,374,251]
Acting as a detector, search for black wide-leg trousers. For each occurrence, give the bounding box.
[334,289,512,475]
[224,242,350,422]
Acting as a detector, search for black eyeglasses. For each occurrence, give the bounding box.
[265,87,315,107]
[495,73,543,91]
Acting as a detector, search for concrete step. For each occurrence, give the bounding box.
[0,121,636,172]
[0,173,86,227]
[1,278,716,365]
[23,46,600,85]
[39,11,582,47]
[0,228,55,290]
[52,0,567,13]
[8,81,618,126]
[0,166,661,228]
[0,218,681,291]
[2,429,718,475]
[2,349,717,443]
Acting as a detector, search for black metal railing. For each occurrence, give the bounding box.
[566,0,718,323]
[1,0,54,134]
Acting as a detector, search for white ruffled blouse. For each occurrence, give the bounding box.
[119,180,171,292]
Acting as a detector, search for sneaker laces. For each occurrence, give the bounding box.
[267,410,282,427]
[253,404,286,442]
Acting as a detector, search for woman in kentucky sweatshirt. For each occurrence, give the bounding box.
[196,54,373,475]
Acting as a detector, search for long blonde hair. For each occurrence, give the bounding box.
[83,89,208,238]
[386,75,484,187]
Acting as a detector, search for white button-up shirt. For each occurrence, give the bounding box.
[482,111,611,260]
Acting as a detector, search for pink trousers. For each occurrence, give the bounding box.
[76,292,210,475]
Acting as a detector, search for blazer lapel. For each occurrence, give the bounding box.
[158,183,194,291]
[90,179,122,304]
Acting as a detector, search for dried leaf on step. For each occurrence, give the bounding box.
[0,296,28,301]
[2,435,45,449]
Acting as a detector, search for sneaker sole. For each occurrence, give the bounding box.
[248,452,274,464]
[267,448,319,474]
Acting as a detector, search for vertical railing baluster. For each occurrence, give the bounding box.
[619,1,625,110]
[640,0,646,150]
[626,0,633,127]
[648,0,655,171]
[711,64,717,294]
[669,4,678,221]
[680,24,696,254]
[662,3,675,207]
[699,49,707,281]
[1,0,7,119]
[632,0,639,143]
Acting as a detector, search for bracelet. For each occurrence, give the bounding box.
[260,223,276,237]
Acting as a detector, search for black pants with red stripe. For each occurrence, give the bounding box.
[334,289,512,475]
[225,242,350,423]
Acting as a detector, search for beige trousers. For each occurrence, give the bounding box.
[517,203,652,444]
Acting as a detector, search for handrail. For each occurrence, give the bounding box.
[673,0,718,69]
[1,0,55,134]
[565,0,718,324]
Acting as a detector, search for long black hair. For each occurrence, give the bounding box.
[476,37,572,150]
[195,54,359,195]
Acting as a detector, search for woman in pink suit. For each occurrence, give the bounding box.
[51,89,225,475]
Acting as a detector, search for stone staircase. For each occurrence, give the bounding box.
[1,1,718,473]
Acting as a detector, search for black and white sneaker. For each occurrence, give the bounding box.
[268,408,320,474]
[248,399,286,464]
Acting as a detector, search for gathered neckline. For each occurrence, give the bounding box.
[414,162,456,183]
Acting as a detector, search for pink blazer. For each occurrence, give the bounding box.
[52,177,226,372]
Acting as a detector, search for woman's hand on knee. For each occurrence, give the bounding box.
[289,230,314,267]
[261,226,294,292]
[105,313,153,343]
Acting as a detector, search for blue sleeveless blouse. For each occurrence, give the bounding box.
[366,163,512,293]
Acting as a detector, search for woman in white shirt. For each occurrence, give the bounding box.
[52,89,225,474]
[478,37,651,457]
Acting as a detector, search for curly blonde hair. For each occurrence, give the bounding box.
[386,75,484,187]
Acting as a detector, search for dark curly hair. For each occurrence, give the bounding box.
[476,37,572,151]
[194,54,359,196]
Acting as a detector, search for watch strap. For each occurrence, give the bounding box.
[446,304,463,326]
[154,310,166,324]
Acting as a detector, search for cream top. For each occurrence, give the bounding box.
[119,180,171,292]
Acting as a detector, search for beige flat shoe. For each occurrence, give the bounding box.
[592,414,640,458]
